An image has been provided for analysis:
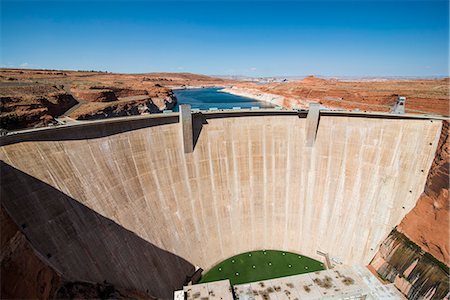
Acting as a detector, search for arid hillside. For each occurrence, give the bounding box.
[0,69,230,130]
[1,69,448,131]
[232,76,449,116]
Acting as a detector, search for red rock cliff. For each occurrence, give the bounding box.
[1,207,62,299]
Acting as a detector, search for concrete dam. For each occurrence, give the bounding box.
[0,109,445,299]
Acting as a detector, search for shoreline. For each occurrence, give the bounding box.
[169,85,226,91]
[218,86,285,107]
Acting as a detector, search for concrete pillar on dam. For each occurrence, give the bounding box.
[306,102,320,147]
[180,104,194,153]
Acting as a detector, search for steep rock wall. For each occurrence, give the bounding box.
[370,230,449,299]
[1,207,62,299]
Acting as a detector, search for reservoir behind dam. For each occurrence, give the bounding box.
[173,87,275,111]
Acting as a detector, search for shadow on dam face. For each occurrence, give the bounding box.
[0,161,195,299]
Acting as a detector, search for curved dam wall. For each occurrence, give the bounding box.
[0,113,442,298]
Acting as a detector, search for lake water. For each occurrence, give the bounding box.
[173,87,275,111]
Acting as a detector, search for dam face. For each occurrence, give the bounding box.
[0,112,442,298]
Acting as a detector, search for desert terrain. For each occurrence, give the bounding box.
[0,69,230,130]
[227,75,449,116]
[1,69,448,131]
[0,69,449,299]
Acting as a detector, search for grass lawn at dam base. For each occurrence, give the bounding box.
[198,250,325,286]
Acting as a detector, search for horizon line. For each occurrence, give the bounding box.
[1,67,448,79]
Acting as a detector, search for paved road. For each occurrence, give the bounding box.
[61,84,86,117]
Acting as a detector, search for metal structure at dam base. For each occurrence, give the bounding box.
[0,105,447,299]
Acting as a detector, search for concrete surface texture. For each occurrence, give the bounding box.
[178,265,406,300]
[182,280,233,300]
[0,113,442,298]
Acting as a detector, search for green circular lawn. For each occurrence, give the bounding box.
[198,250,325,285]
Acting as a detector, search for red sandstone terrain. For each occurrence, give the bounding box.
[234,76,449,116]
[1,69,448,131]
[0,208,61,299]
[0,84,78,129]
[0,68,230,130]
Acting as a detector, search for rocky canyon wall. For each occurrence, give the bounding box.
[1,207,62,299]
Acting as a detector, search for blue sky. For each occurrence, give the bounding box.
[1,0,448,76]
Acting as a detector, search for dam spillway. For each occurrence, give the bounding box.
[0,109,444,298]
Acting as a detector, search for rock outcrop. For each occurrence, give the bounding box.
[370,230,449,299]
[71,87,119,102]
[0,69,232,130]
[70,97,169,120]
[71,86,158,103]
[0,85,77,129]
[68,86,177,120]
[1,207,62,299]
[68,84,178,120]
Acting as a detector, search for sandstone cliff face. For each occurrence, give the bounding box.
[370,121,449,299]
[69,89,177,120]
[70,97,170,120]
[370,230,448,299]
[0,85,77,129]
[1,207,62,299]
[71,87,119,102]
[0,69,231,130]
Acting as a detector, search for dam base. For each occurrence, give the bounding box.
[178,265,405,299]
